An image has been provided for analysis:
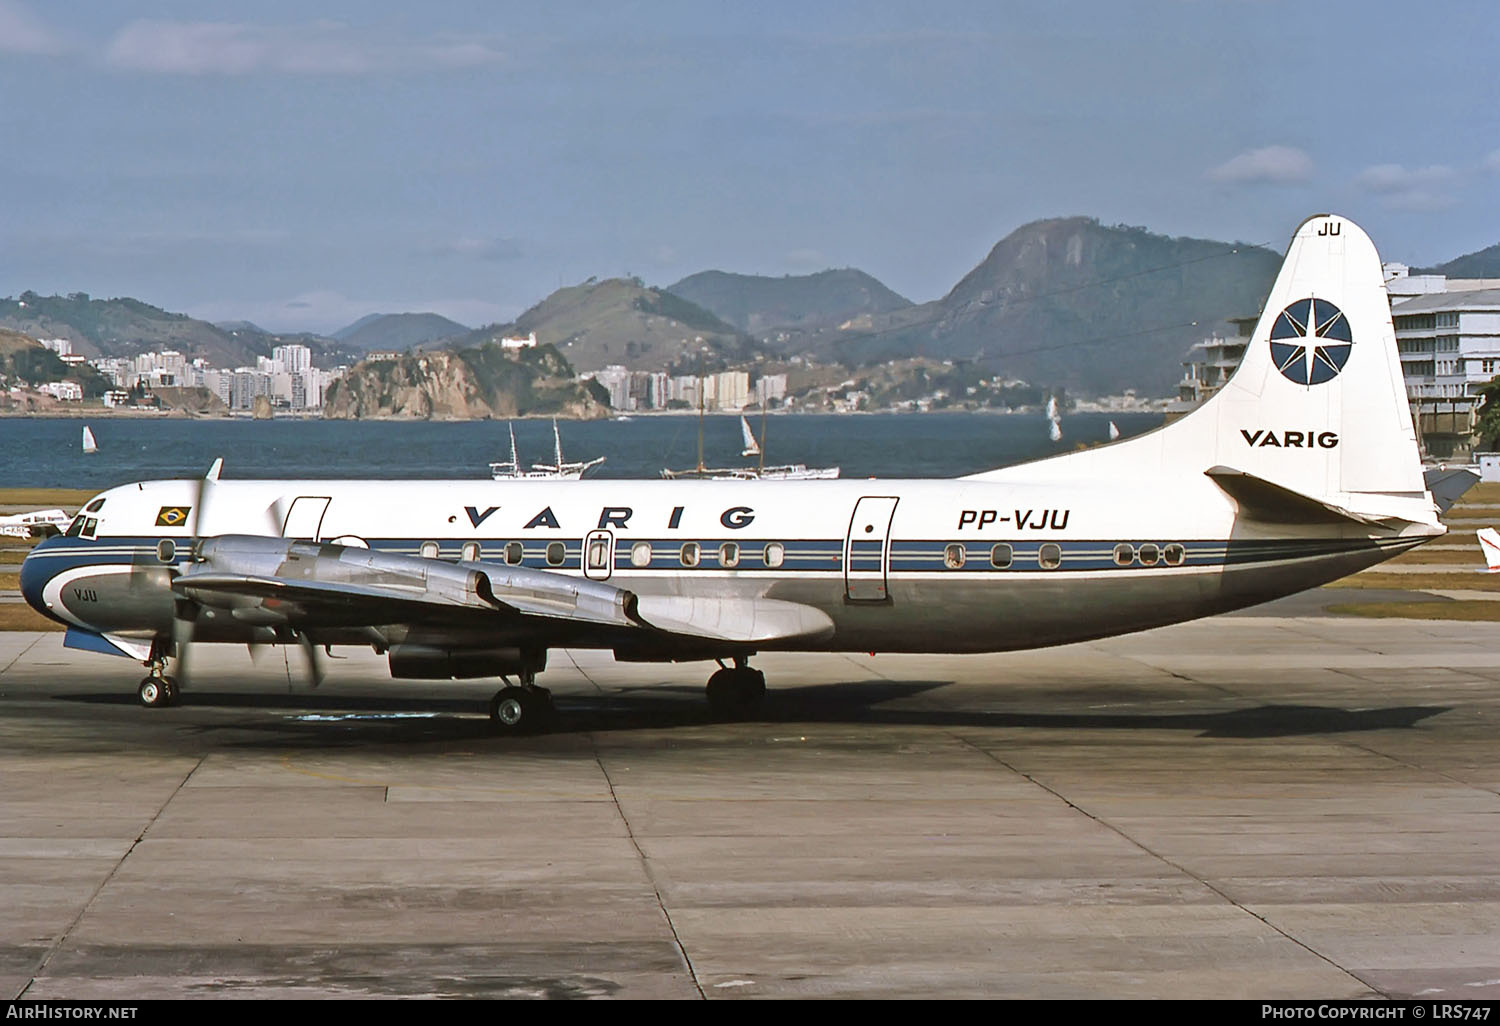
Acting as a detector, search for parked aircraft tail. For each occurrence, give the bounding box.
[974,214,1439,529]
[1478,528,1500,572]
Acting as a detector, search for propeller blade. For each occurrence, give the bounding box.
[297,632,326,689]
[171,598,197,686]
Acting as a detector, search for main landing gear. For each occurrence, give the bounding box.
[705,656,766,720]
[138,649,179,708]
[488,671,555,736]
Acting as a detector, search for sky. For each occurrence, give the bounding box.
[1,0,1497,334]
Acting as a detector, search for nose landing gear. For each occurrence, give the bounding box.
[138,648,179,707]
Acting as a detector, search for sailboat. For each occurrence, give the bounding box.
[663,406,840,480]
[82,425,98,455]
[489,420,604,480]
[1046,397,1062,442]
[1108,420,1120,441]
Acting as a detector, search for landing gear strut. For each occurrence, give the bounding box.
[705,656,766,720]
[488,670,555,735]
[138,647,179,708]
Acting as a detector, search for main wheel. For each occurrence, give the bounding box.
[490,687,528,729]
[706,667,766,720]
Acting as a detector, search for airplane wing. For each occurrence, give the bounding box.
[172,535,832,648]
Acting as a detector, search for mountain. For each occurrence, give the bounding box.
[0,327,112,397]
[332,312,471,352]
[0,291,339,369]
[1415,242,1500,279]
[805,217,1282,396]
[452,277,759,374]
[322,341,609,420]
[665,268,912,335]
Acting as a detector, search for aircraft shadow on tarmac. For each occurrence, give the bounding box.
[49,680,1451,745]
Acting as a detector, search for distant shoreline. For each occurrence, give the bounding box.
[0,402,1170,422]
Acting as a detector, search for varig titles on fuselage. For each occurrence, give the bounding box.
[460,504,760,532]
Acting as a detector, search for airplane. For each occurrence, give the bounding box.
[19,214,1472,733]
[1,508,71,539]
[1477,528,1500,572]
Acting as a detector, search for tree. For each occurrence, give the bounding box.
[1475,377,1500,450]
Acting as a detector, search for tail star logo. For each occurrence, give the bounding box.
[1269,298,1353,386]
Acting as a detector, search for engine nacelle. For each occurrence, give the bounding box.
[387,644,546,680]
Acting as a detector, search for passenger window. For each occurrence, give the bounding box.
[546,541,566,567]
[630,541,652,567]
[156,539,176,563]
[944,543,966,569]
[990,543,1012,568]
[764,542,785,568]
[1039,543,1062,569]
[1113,543,1135,566]
[1164,543,1185,566]
[680,542,700,567]
[719,542,739,567]
[461,541,481,562]
[419,541,440,559]
[1138,543,1160,567]
[505,541,524,565]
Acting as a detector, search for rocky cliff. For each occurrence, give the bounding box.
[322,343,609,420]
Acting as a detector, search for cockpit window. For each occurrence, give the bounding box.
[82,518,98,539]
[85,498,106,513]
[65,515,86,537]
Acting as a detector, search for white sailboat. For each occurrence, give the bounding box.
[1108,420,1120,441]
[489,420,604,480]
[1046,397,1062,442]
[82,425,98,455]
[665,408,840,480]
[740,415,761,458]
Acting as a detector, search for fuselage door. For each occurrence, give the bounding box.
[844,496,899,603]
[281,496,331,541]
[584,529,614,581]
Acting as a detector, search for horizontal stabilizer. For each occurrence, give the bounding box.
[1424,467,1479,515]
[635,595,835,644]
[1205,466,1394,526]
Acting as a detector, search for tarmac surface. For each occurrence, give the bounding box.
[2,599,1499,1000]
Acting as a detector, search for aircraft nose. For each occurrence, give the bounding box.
[19,538,60,620]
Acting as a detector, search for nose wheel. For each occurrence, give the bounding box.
[706,660,766,719]
[138,674,179,708]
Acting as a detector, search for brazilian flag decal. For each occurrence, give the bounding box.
[155,506,191,527]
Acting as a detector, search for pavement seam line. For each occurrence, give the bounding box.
[18,755,207,999]
[0,631,47,677]
[953,734,1391,1000]
[588,736,706,1000]
[565,649,608,696]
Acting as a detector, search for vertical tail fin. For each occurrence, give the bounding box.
[979,214,1435,525]
[1478,528,1500,572]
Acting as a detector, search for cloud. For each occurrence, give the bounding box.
[434,237,525,263]
[1206,146,1314,185]
[104,20,502,76]
[0,1,67,55]
[1355,163,1457,210]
